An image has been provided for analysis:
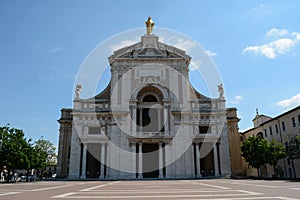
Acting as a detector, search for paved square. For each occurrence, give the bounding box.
[0,179,299,199]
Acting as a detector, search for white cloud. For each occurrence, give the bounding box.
[243,45,276,59]
[51,47,63,53]
[205,50,217,57]
[266,28,288,37]
[276,93,300,108]
[160,36,198,52]
[234,95,243,102]
[172,38,197,52]
[248,4,265,14]
[243,28,300,59]
[229,95,244,105]
[260,45,276,58]
[272,38,294,53]
[110,38,140,51]
[292,32,300,41]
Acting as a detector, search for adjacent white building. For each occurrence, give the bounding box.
[242,106,300,178]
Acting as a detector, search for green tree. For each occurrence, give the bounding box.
[33,137,56,178]
[0,125,33,181]
[0,125,29,169]
[1,126,57,181]
[266,140,286,176]
[285,136,300,179]
[241,136,269,177]
[34,137,56,159]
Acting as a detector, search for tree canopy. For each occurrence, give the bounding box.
[267,140,286,167]
[0,125,56,173]
[241,135,286,177]
[0,125,32,170]
[241,136,268,172]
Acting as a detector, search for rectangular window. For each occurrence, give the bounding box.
[264,129,267,137]
[282,121,286,131]
[199,126,210,134]
[269,127,273,135]
[298,115,300,125]
[292,117,296,127]
[89,127,101,134]
[275,124,279,133]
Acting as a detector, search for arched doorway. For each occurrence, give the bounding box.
[136,86,164,133]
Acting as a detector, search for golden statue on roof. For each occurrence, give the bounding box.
[145,16,155,35]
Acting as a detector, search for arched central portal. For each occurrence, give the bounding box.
[136,86,164,133]
[134,86,166,179]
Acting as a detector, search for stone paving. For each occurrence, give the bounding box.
[0,179,299,199]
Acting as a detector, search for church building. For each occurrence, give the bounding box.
[57,17,242,179]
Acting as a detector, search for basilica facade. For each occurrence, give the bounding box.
[57,21,242,179]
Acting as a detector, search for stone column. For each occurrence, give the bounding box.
[165,142,174,178]
[219,122,231,176]
[100,143,106,179]
[158,142,163,178]
[196,143,201,177]
[130,106,133,132]
[132,106,137,136]
[68,126,81,179]
[138,142,143,179]
[131,143,136,179]
[213,143,220,176]
[165,143,170,178]
[139,108,143,133]
[158,108,161,135]
[164,105,169,134]
[80,144,87,179]
[105,141,111,179]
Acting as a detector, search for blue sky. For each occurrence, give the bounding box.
[1,0,300,148]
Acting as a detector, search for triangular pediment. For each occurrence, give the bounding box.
[109,35,191,64]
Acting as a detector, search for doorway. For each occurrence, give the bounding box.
[142,143,159,178]
[86,151,100,178]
